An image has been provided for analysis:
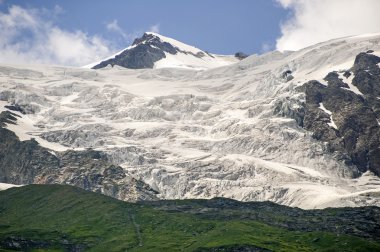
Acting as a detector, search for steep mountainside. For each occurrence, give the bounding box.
[86,32,238,70]
[0,185,379,251]
[302,51,380,176]
[0,33,379,209]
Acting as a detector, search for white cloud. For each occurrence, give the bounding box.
[261,42,273,53]
[276,0,380,51]
[149,24,160,34]
[53,5,64,15]
[47,28,111,66]
[106,19,128,39]
[0,5,114,66]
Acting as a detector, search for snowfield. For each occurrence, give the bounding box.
[1,34,380,209]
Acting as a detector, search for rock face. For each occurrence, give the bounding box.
[234,52,249,60]
[301,52,380,176]
[92,33,207,69]
[281,70,294,82]
[0,111,158,202]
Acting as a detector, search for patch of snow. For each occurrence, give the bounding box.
[319,80,329,86]
[319,103,338,129]
[49,150,57,156]
[351,33,380,39]
[338,72,364,95]
[146,32,203,55]
[222,154,327,178]
[154,51,236,70]
[367,50,380,56]
[0,183,22,191]
[0,101,9,111]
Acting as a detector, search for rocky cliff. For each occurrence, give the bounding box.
[0,111,158,201]
[301,51,380,176]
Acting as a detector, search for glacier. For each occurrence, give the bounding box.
[0,33,380,209]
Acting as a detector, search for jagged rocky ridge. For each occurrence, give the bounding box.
[0,111,158,201]
[93,33,178,69]
[91,32,238,69]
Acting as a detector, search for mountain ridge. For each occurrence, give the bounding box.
[86,32,239,70]
[0,33,379,209]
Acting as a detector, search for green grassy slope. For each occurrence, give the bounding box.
[0,185,379,251]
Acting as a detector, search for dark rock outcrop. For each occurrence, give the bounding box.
[0,111,159,201]
[235,52,249,60]
[0,110,20,126]
[300,51,380,176]
[4,105,26,114]
[352,52,380,117]
[93,43,166,69]
[282,70,294,82]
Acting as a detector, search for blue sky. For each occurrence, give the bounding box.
[0,0,288,54]
[0,0,379,66]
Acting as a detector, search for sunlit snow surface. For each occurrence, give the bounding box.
[1,34,380,209]
[0,182,22,191]
[318,103,338,129]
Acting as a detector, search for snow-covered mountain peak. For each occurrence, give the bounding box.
[88,32,239,70]
[135,32,203,55]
